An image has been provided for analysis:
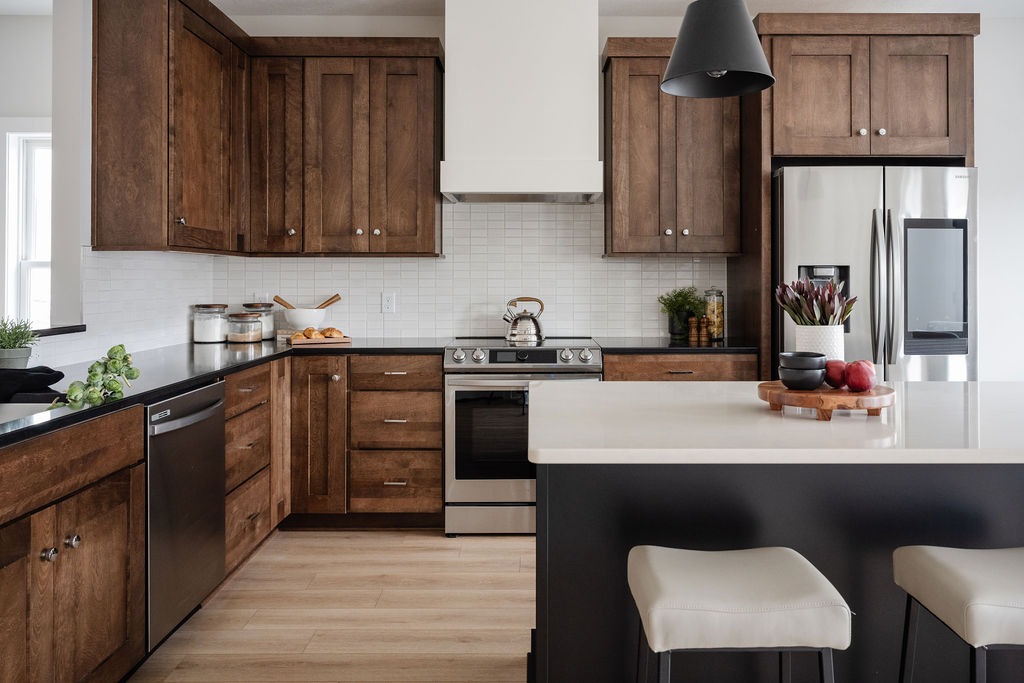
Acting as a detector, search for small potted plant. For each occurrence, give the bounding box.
[774,278,856,360]
[658,287,707,337]
[0,318,39,368]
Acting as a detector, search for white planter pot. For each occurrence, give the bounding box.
[794,325,844,361]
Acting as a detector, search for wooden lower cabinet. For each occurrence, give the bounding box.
[349,450,442,513]
[349,391,442,450]
[291,355,348,513]
[225,402,271,492]
[0,464,145,683]
[225,468,272,573]
[603,353,758,381]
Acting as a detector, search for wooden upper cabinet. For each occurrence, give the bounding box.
[304,56,441,255]
[250,57,304,253]
[762,14,978,158]
[603,42,740,255]
[169,2,237,251]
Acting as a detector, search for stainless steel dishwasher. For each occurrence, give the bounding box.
[146,381,226,650]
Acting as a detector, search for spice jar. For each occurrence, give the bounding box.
[704,287,725,341]
[242,302,275,340]
[193,304,227,343]
[226,313,262,343]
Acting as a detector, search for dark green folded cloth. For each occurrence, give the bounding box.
[0,366,65,403]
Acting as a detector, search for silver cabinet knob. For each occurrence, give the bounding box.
[372,229,382,236]
[878,128,887,136]
[681,228,690,236]
[175,217,186,225]
[355,228,364,235]
[64,534,81,549]
[559,348,574,362]
[858,128,868,136]
[471,348,486,363]
[451,348,466,363]
[286,228,297,236]
[40,547,58,562]
[664,228,673,236]
[579,348,594,362]
[330,374,341,383]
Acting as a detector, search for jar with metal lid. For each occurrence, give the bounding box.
[242,302,275,340]
[226,313,262,343]
[704,287,725,341]
[193,304,227,343]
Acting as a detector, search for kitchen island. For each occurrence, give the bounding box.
[529,381,1024,682]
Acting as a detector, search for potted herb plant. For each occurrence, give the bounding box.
[0,318,39,369]
[774,278,856,360]
[658,287,707,337]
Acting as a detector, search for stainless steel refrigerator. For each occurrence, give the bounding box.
[773,166,978,381]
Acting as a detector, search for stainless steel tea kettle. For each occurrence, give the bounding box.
[503,297,545,345]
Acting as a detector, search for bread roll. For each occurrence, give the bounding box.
[302,327,317,338]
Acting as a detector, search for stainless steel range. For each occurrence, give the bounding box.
[444,337,602,534]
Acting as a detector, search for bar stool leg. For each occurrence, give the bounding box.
[819,648,835,683]
[779,651,792,683]
[636,619,646,683]
[970,646,987,683]
[899,595,921,683]
[657,651,671,683]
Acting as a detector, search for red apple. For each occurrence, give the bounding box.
[845,360,877,392]
[824,360,847,388]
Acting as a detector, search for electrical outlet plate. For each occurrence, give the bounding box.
[382,292,397,313]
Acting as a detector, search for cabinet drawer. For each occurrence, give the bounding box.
[349,355,441,391]
[349,450,442,513]
[349,391,442,450]
[224,364,271,418]
[225,403,271,493]
[603,354,758,381]
[225,467,271,573]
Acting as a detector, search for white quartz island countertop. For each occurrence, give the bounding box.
[528,380,1024,464]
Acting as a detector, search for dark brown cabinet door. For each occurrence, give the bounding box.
[772,35,872,155]
[290,356,348,513]
[604,56,740,255]
[368,58,440,254]
[52,466,145,682]
[0,515,48,683]
[304,57,370,253]
[169,2,234,251]
[869,35,969,157]
[250,57,304,253]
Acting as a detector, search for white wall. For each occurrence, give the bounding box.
[0,15,51,117]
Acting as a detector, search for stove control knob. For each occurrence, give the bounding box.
[451,348,467,363]
[471,348,486,363]
[579,348,594,363]
[516,350,530,362]
[559,348,574,362]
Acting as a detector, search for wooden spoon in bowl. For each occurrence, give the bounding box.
[316,293,342,309]
[273,295,295,310]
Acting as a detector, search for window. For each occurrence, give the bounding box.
[4,131,51,328]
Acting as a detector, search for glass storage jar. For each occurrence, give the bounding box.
[226,313,262,343]
[242,302,275,340]
[193,304,228,343]
[704,287,725,341]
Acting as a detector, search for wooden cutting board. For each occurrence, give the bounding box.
[289,335,353,347]
[756,380,895,421]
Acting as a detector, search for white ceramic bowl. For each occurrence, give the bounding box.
[283,307,327,330]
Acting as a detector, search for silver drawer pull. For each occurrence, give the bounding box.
[383,480,408,486]
[667,370,694,375]
[239,442,256,450]
[383,418,408,423]
[383,371,408,376]
[237,387,255,393]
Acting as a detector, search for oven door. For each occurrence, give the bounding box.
[444,373,599,504]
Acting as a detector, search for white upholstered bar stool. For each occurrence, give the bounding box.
[893,546,1024,683]
[627,546,852,683]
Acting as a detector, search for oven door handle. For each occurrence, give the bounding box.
[445,375,600,389]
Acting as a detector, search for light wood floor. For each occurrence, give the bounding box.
[130,530,536,682]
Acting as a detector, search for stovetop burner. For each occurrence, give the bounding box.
[444,337,602,372]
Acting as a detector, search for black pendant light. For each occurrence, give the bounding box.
[661,0,774,98]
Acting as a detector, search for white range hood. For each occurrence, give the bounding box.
[440,0,603,204]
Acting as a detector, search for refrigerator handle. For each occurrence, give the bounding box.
[869,209,882,364]
[885,209,896,365]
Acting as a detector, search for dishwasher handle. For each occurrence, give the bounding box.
[149,399,225,436]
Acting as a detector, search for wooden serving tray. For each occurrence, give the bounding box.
[289,335,353,347]
[756,380,895,421]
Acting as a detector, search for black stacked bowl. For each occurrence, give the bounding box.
[778,352,826,390]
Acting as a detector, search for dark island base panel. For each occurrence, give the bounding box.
[279,513,443,530]
[534,464,1024,683]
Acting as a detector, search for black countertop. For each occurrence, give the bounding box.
[595,336,758,353]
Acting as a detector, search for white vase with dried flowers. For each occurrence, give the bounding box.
[774,278,857,361]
